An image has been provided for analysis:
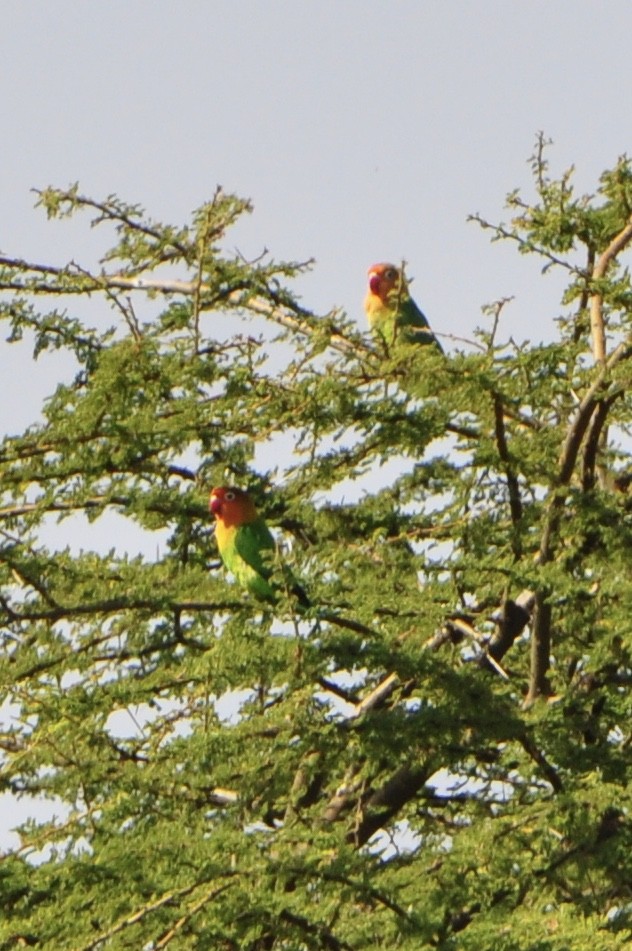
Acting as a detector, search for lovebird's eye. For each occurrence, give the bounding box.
[385,269,398,281]
[225,491,235,501]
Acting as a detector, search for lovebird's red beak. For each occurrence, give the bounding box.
[369,274,381,295]
[209,495,222,516]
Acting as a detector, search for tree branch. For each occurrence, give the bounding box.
[484,590,535,672]
[526,590,553,705]
[580,392,623,491]
[0,256,367,358]
[351,765,432,847]
[529,342,632,702]
[493,391,523,548]
[78,879,235,951]
[154,882,237,950]
[589,214,632,363]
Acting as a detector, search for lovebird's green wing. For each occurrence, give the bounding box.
[237,519,309,605]
[400,297,443,351]
[231,518,277,600]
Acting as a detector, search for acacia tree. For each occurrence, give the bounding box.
[1,140,632,950]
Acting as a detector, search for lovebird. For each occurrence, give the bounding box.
[364,262,442,351]
[210,486,379,637]
[209,486,308,606]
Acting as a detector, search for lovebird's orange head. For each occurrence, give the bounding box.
[366,263,407,304]
[209,486,258,528]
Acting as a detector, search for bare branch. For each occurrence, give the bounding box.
[78,879,235,951]
[526,351,629,703]
[320,609,380,638]
[526,594,553,704]
[448,617,511,679]
[0,256,369,358]
[572,246,595,344]
[467,214,583,275]
[207,787,239,806]
[350,672,400,717]
[556,338,630,491]
[351,764,432,847]
[534,342,631,575]
[154,882,236,950]
[485,590,535,671]
[493,391,523,539]
[322,768,362,825]
[589,213,632,363]
[581,392,623,491]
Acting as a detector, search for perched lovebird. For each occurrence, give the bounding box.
[209,486,308,606]
[210,486,379,637]
[364,262,442,351]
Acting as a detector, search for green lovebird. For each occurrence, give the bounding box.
[364,262,442,351]
[209,486,308,606]
[210,487,379,638]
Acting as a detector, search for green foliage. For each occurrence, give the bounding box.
[1,143,632,948]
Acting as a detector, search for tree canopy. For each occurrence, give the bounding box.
[1,139,632,949]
